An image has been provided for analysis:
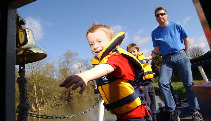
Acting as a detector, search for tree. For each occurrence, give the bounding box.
[57,50,93,102]
[151,53,162,78]
[72,59,92,73]
[187,46,204,59]
[57,50,78,81]
[15,50,95,112]
[26,59,61,111]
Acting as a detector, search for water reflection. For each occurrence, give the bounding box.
[29,95,164,121]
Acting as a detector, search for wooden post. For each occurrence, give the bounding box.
[0,1,35,121]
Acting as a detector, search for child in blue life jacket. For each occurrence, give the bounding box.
[127,43,157,121]
[60,24,150,121]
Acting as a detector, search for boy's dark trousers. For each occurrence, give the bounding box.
[141,81,156,116]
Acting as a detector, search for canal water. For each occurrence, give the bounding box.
[28,95,164,121]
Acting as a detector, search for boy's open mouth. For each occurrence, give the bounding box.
[95,50,102,54]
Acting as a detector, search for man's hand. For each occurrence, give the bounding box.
[147,47,160,61]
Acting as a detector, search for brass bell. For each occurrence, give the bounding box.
[16,26,47,65]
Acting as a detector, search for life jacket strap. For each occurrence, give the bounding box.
[96,75,119,86]
[130,71,144,87]
[144,71,154,75]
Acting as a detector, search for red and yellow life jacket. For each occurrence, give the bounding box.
[138,51,154,80]
[91,32,144,115]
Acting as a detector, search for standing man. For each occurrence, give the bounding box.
[146,7,203,121]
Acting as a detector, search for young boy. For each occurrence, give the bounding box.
[60,24,150,121]
[127,43,157,121]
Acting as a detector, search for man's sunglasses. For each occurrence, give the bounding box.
[155,13,166,18]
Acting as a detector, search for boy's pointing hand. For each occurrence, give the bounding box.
[60,74,87,94]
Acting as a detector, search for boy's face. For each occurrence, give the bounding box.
[128,47,138,58]
[87,30,110,58]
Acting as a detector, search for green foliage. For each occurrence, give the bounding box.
[15,67,20,105]
[153,80,205,100]
[151,77,159,83]
[15,50,93,113]
[151,54,162,77]
[22,59,61,112]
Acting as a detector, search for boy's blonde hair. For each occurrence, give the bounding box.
[127,43,139,51]
[86,24,115,40]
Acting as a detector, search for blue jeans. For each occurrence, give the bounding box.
[158,50,200,112]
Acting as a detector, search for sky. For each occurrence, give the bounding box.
[17,0,210,62]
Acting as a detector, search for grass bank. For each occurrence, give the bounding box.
[153,79,205,101]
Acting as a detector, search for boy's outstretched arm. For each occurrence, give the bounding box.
[60,64,114,94]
